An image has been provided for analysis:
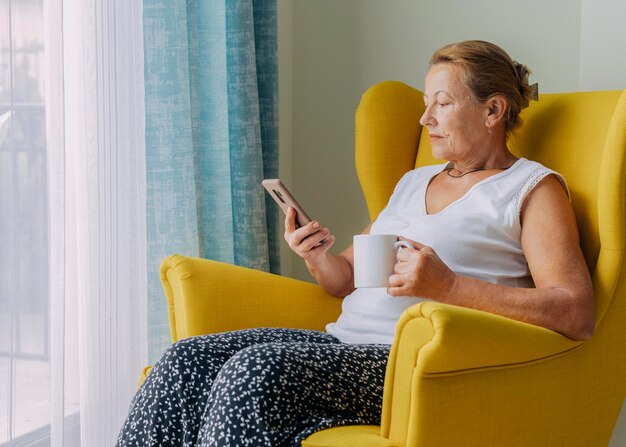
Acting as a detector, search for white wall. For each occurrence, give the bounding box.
[580,0,626,91]
[353,0,583,96]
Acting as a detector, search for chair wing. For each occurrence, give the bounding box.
[355,81,425,221]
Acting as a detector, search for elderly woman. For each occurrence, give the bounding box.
[117,40,594,447]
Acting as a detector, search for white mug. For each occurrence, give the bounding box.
[353,234,412,288]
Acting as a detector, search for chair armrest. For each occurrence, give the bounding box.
[380,301,584,443]
[137,366,153,389]
[396,301,582,375]
[160,254,343,341]
[380,301,587,445]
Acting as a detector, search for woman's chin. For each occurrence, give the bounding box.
[430,146,450,161]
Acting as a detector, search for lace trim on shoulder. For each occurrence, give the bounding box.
[513,167,569,214]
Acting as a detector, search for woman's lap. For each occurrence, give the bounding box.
[116,328,389,447]
[199,339,389,446]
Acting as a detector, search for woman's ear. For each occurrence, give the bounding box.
[485,95,508,128]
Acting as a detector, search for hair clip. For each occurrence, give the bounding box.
[530,83,539,101]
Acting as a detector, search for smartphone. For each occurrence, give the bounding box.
[262,179,313,229]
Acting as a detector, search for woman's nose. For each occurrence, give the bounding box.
[419,107,433,127]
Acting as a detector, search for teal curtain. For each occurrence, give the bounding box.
[143,0,279,361]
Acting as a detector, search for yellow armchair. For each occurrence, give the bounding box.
[154,82,626,446]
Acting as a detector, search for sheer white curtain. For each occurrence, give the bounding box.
[45,0,146,445]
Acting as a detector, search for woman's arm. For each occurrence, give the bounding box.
[284,207,371,297]
[388,175,595,340]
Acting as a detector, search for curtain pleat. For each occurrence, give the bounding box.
[144,0,203,361]
[45,0,147,445]
[144,0,279,362]
[254,0,280,274]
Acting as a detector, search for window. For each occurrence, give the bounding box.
[0,0,51,444]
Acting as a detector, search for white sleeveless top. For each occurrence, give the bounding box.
[326,158,568,345]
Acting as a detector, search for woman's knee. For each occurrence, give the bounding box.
[214,343,295,389]
[155,335,223,379]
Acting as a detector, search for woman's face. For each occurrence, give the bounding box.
[419,63,489,162]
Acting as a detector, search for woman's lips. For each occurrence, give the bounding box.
[429,134,443,142]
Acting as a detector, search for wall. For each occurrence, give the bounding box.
[278,0,626,442]
[279,0,363,280]
[580,0,626,91]
[353,0,583,96]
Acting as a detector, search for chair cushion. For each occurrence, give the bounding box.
[301,425,396,447]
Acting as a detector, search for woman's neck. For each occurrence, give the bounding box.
[448,148,517,174]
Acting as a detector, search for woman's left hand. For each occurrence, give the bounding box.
[387,236,457,299]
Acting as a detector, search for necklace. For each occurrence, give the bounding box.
[445,164,512,178]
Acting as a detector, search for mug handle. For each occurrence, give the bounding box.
[394,240,413,251]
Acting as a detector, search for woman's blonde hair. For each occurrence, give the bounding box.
[430,40,537,134]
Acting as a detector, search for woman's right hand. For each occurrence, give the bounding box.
[284,207,335,261]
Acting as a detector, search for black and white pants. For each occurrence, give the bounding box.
[116,328,390,447]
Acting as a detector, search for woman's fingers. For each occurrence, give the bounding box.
[285,209,317,243]
[291,221,321,246]
[397,235,427,250]
[299,227,332,252]
[284,208,335,257]
[315,233,335,252]
[386,274,406,296]
[284,207,297,233]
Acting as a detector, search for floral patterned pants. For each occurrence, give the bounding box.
[116,328,390,447]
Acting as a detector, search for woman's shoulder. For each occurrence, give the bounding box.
[515,158,563,177]
[517,158,552,172]
[512,157,570,213]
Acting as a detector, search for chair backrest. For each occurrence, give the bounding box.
[355,81,626,327]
